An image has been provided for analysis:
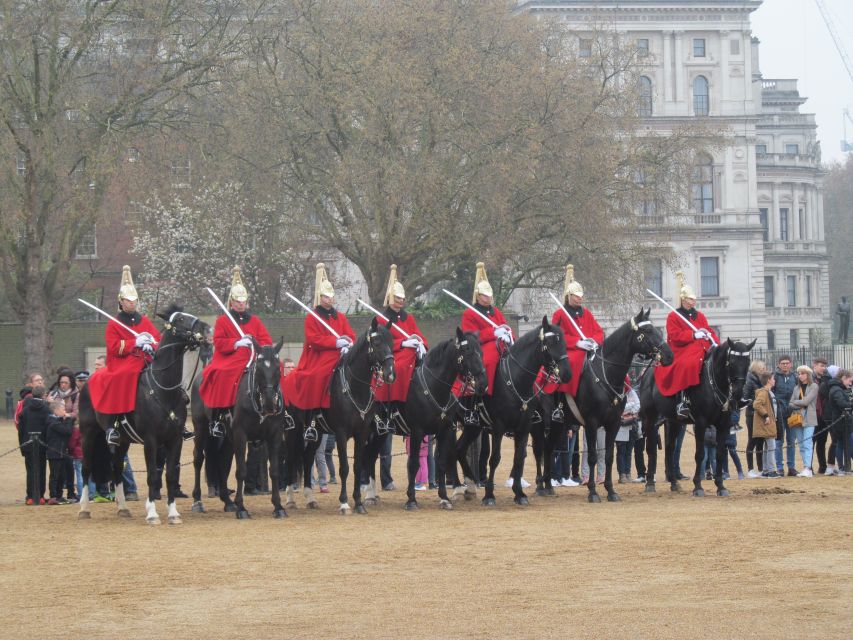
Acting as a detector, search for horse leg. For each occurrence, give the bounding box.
[267,433,287,518]
[584,423,601,503]
[543,424,560,496]
[114,443,132,517]
[219,435,237,512]
[302,437,321,509]
[404,429,421,511]
[231,428,251,519]
[664,420,681,492]
[435,428,453,510]
[511,430,530,506]
[283,426,300,509]
[454,424,480,501]
[362,433,381,506]
[715,420,730,497]
[144,440,162,525]
[692,423,706,497]
[483,431,502,506]
[604,426,620,502]
[191,428,206,513]
[644,421,658,493]
[335,428,351,514]
[353,432,367,514]
[165,437,182,524]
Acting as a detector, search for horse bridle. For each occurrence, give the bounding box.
[340,329,393,419]
[503,328,567,412]
[246,351,285,421]
[145,312,206,393]
[706,345,751,410]
[588,317,661,405]
[418,337,482,419]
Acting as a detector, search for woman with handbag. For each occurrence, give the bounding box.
[788,365,818,477]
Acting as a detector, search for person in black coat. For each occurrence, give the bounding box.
[823,369,853,474]
[18,386,49,504]
[45,400,74,504]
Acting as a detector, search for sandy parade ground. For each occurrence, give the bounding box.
[0,420,850,640]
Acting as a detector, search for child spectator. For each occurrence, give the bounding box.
[45,400,74,504]
[18,385,50,504]
[405,435,429,490]
[752,372,780,478]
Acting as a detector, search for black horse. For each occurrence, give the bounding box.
[639,337,756,497]
[455,316,571,506]
[362,328,487,511]
[284,316,396,514]
[541,308,673,503]
[190,338,289,519]
[77,307,209,524]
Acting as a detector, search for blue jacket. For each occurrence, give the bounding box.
[773,369,797,419]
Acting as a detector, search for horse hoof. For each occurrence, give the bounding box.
[339,505,351,516]
[236,510,252,519]
[535,487,547,497]
[117,508,132,518]
[285,501,297,509]
[588,493,601,504]
[607,493,621,503]
[191,501,206,513]
[481,497,496,507]
[354,504,367,515]
[404,501,419,511]
[439,499,453,510]
[364,497,377,507]
[717,488,730,497]
[224,503,238,513]
[77,511,91,520]
[546,486,556,496]
[306,500,319,509]
[464,491,476,502]
[644,484,656,494]
[273,508,288,518]
[146,517,161,525]
[168,515,183,525]
[514,495,530,506]
[671,483,682,493]
[692,489,705,498]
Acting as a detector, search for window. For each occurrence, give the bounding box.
[767,329,776,350]
[71,157,85,183]
[755,144,767,155]
[785,143,799,155]
[76,225,97,258]
[798,208,805,239]
[638,76,653,117]
[805,275,812,307]
[65,109,81,122]
[644,260,663,297]
[700,256,719,297]
[730,38,740,55]
[127,147,140,163]
[579,38,592,58]
[693,38,706,57]
[759,208,769,241]
[790,329,798,349]
[693,75,709,116]
[764,276,775,307]
[787,275,796,307]
[691,153,714,213]
[170,156,191,185]
[16,151,26,177]
[637,38,649,56]
[779,208,789,241]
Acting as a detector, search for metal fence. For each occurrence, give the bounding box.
[749,345,853,370]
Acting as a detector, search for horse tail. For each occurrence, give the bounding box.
[78,385,112,486]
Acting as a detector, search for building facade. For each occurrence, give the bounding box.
[515,0,832,348]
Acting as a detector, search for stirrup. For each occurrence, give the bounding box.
[530,410,543,424]
[304,422,319,442]
[209,420,225,438]
[181,428,195,441]
[283,411,296,431]
[676,402,692,422]
[374,414,392,436]
[463,410,480,427]
[551,406,565,424]
[106,427,120,447]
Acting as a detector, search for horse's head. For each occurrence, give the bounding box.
[721,337,756,407]
[455,327,488,394]
[538,316,571,384]
[629,308,674,366]
[367,316,396,384]
[157,305,209,351]
[251,337,285,416]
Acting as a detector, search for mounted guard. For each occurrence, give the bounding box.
[199,267,273,437]
[87,265,161,446]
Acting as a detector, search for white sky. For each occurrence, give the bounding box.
[751,0,853,165]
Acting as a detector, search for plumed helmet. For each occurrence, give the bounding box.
[228,266,249,305]
[313,263,335,307]
[472,261,493,303]
[383,264,406,307]
[676,270,696,302]
[563,264,584,301]
[117,265,139,302]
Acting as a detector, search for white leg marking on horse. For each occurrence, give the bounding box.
[78,484,91,519]
[115,483,126,510]
[464,477,477,494]
[167,501,182,524]
[339,502,351,515]
[145,499,161,525]
[285,485,296,506]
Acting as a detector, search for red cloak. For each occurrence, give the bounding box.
[456,304,511,396]
[88,315,161,414]
[282,308,356,410]
[199,312,272,408]
[543,305,605,397]
[653,308,719,396]
[374,309,428,403]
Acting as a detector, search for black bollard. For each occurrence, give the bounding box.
[5,389,12,420]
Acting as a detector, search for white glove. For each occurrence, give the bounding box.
[694,330,707,340]
[401,337,420,349]
[339,346,350,357]
[494,326,512,344]
[234,336,252,349]
[577,338,595,351]
[135,333,152,348]
[416,342,427,358]
[336,336,352,349]
[141,343,154,355]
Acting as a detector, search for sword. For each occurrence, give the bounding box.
[285,292,341,339]
[442,288,513,345]
[646,288,718,347]
[205,287,254,367]
[77,298,157,344]
[548,292,588,341]
[356,298,411,339]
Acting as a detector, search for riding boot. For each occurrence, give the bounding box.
[105,416,121,447]
[304,413,319,443]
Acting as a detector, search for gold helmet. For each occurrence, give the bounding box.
[472,261,493,303]
[383,264,406,307]
[227,266,248,305]
[563,264,584,302]
[313,262,335,307]
[676,270,696,303]
[117,265,139,302]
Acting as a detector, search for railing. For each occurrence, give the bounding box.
[751,345,853,369]
[761,79,798,92]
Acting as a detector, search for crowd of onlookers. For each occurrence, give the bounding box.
[11,353,853,505]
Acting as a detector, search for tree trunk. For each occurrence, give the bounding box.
[22,283,53,381]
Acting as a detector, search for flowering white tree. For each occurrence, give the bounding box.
[131,183,315,314]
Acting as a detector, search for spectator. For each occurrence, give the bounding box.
[773,355,796,474]
[405,434,429,491]
[313,435,330,493]
[752,372,780,478]
[702,425,717,480]
[818,363,840,475]
[823,368,853,475]
[671,422,688,481]
[18,385,49,504]
[616,388,640,484]
[324,432,337,484]
[743,360,766,478]
[49,371,78,499]
[727,409,745,480]
[631,418,648,484]
[93,354,106,371]
[788,365,818,477]
[811,358,832,474]
[14,372,44,430]
[581,426,606,484]
[45,399,74,504]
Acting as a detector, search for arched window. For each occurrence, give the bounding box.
[638,76,653,117]
[691,153,714,213]
[693,75,709,116]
